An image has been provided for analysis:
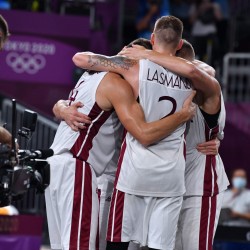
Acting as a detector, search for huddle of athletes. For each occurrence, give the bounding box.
[46,16,229,250]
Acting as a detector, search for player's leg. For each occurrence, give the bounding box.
[99,183,140,250]
[148,196,183,250]
[60,158,99,250]
[98,176,115,250]
[106,189,144,250]
[174,193,224,250]
[45,155,67,250]
[174,204,184,250]
[211,192,224,245]
[174,196,200,250]
[198,194,223,250]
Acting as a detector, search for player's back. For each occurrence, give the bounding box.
[116,59,193,197]
[50,71,123,177]
[185,97,229,197]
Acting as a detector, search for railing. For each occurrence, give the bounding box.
[1,98,58,213]
[222,53,250,102]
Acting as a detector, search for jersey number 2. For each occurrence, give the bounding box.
[158,96,177,119]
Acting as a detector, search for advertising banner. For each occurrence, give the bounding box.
[0,34,78,85]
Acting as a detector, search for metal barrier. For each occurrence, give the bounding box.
[1,98,58,213]
[222,53,250,102]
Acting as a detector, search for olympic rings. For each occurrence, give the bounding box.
[6,52,46,74]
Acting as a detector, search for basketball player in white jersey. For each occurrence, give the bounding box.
[46,39,196,250]
[120,39,229,250]
[71,16,219,250]
[52,38,192,250]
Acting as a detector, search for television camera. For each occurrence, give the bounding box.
[0,99,52,207]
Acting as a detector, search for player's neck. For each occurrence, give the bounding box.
[154,46,175,57]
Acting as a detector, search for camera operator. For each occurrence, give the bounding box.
[0,16,12,147]
[0,127,12,148]
[0,14,10,51]
[0,16,11,146]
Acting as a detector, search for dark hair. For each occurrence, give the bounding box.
[153,15,183,49]
[0,15,10,42]
[126,38,152,50]
[176,39,195,61]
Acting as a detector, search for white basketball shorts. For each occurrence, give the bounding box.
[175,192,224,250]
[45,154,99,250]
[97,175,114,250]
[96,175,140,250]
[107,188,183,250]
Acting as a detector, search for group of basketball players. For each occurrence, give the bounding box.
[45,15,229,250]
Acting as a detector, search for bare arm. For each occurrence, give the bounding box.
[100,74,196,146]
[72,53,139,96]
[193,59,215,77]
[0,127,12,147]
[53,100,91,131]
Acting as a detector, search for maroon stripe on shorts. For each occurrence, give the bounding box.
[69,159,84,250]
[79,163,93,249]
[207,196,217,250]
[106,132,127,241]
[211,125,219,195]
[113,190,125,241]
[203,124,219,196]
[203,124,213,196]
[96,189,101,250]
[183,133,187,160]
[106,189,125,242]
[199,196,209,250]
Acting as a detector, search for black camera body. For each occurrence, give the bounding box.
[0,101,51,207]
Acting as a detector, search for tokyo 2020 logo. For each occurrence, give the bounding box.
[6,52,46,74]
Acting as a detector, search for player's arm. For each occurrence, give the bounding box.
[100,74,196,146]
[72,52,139,96]
[53,100,91,131]
[193,59,216,77]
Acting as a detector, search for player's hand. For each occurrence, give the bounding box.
[196,138,220,155]
[61,102,91,132]
[117,46,127,56]
[119,45,148,60]
[181,90,196,122]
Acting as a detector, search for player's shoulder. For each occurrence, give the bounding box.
[103,72,127,86]
[105,72,123,80]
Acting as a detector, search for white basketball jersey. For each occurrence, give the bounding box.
[50,71,123,177]
[116,59,193,197]
[185,94,229,196]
